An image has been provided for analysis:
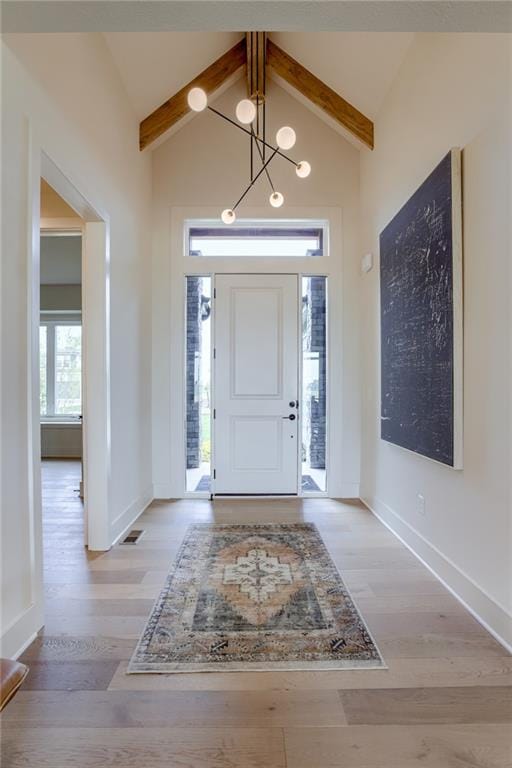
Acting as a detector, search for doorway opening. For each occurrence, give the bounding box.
[39,180,86,555]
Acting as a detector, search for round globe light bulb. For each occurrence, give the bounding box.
[276,126,296,150]
[221,208,236,225]
[269,191,284,208]
[296,160,311,179]
[235,99,257,124]
[187,87,208,112]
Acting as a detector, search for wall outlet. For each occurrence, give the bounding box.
[417,493,426,516]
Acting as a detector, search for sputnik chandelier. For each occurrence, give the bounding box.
[186,33,311,225]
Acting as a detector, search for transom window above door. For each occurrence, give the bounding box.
[185,219,328,258]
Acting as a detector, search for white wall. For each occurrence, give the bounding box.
[151,79,362,499]
[360,33,512,646]
[1,34,153,657]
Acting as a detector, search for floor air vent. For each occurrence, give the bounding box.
[121,529,145,545]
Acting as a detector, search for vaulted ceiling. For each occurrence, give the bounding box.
[104,32,414,146]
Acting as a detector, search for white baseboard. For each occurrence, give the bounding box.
[110,486,154,547]
[0,603,41,660]
[361,494,512,653]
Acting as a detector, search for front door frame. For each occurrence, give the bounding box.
[209,272,315,498]
[206,271,328,498]
[165,205,347,500]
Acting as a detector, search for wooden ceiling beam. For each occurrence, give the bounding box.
[139,37,247,150]
[266,39,374,150]
[139,35,374,151]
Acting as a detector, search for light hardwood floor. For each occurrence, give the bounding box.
[1,459,511,767]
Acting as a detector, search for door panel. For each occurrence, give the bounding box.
[231,288,282,397]
[215,274,298,494]
[231,417,281,471]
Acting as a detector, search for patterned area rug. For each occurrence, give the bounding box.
[128,523,385,673]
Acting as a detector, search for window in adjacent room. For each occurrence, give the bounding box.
[40,318,82,420]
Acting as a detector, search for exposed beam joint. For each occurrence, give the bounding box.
[246,32,266,100]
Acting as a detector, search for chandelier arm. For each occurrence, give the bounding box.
[250,130,254,181]
[251,127,275,192]
[263,99,266,163]
[252,135,296,168]
[232,148,279,211]
[207,106,297,166]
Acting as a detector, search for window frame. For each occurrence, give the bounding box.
[184,218,329,259]
[40,312,82,422]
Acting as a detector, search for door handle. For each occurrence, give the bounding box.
[283,414,296,420]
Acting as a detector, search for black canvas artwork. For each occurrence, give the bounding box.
[380,149,462,467]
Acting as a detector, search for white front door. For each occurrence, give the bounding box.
[214,274,299,494]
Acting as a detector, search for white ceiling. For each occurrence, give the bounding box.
[5,2,508,33]
[104,32,414,123]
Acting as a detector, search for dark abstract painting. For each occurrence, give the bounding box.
[380,149,463,468]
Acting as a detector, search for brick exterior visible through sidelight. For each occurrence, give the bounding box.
[304,277,326,470]
[186,277,201,469]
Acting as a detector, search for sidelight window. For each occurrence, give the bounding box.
[185,276,212,493]
[301,276,327,493]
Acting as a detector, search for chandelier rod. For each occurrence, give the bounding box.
[250,31,254,181]
[261,33,266,163]
[251,126,274,193]
[232,147,279,211]
[207,106,297,167]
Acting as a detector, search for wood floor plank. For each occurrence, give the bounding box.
[21,661,119,691]
[364,611,495,638]
[379,632,509,659]
[41,615,146,639]
[339,686,512,725]
[108,657,512,691]
[43,598,155,617]
[283,724,512,767]
[43,569,148,584]
[1,726,286,768]
[20,635,136,662]
[355,594,466,614]
[45,584,161,600]
[87,555,177,571]
[1,689,346,728]
[328,551,419,570]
